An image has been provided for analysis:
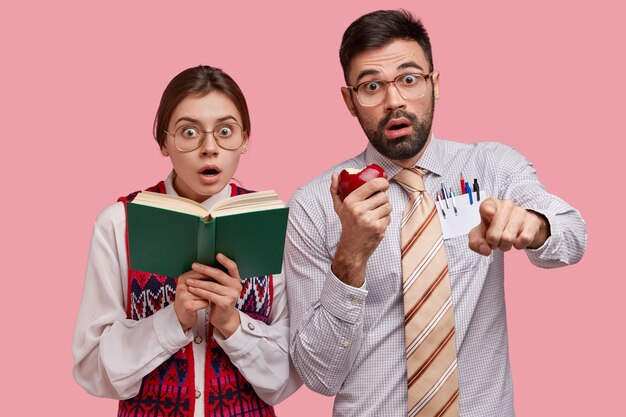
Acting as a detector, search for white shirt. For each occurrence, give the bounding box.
[285,138,587,417]
[73,172,300,414]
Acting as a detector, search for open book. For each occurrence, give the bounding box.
[126,190,289,279]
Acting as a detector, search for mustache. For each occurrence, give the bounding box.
[378,110,419,130]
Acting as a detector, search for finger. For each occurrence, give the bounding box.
[513,213,540,250]
[189,287,236,310]
[330,173,343,211]
[355,190,390,212]
[176,272,211,298]
[484,201,513,249]
[368,201,393,221]
[180,298,210,312]
[206,293,238,310]
[216,253,241,280]
[347,177,389,201]
[479,199,498,225]
[176,271,202,291]
[498,207,525,251]
[176,282,208,302]
[191,262,235,286]
[187,278,239,296]
[468,224,492,256]
[188,284,235,300]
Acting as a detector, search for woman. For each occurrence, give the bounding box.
[73,66,298,417]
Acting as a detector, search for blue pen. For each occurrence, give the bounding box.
[465,182,473,205]
[449,189,458,215]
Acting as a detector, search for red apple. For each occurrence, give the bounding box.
[338,163,387,200]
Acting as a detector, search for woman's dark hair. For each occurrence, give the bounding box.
[154,65,250,148]
[339,9,434,83]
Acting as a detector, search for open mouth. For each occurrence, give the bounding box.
[200,167,220,176]
[385,117,411,131]
[384,117,413,139]
[388,123,409,130]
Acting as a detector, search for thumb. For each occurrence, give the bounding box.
[330,173,343,212]
[479,199,497,225]
[468,221,491,256]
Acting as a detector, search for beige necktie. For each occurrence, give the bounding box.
[395,168,460,417]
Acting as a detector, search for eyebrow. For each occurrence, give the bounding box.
[354,61,426,84]
[174,114,239,126]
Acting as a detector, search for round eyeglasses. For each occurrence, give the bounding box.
[164,122,246,152]
[347,72,434,107]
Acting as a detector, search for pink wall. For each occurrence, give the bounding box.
[1,1,622,415]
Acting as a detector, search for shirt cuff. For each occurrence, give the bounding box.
[153,304,193,354]
[320,269,368,325]
[524,210,566,265]
[213,311,262,357]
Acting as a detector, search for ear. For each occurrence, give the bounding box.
[432,71,440,102]
[241,133,249,154]
[161,144,170,157]
[341,87,358,117]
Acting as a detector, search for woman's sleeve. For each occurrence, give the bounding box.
[72,203,192,399]
[213,271,302,405]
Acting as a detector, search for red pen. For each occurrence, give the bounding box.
[460,173,466,194]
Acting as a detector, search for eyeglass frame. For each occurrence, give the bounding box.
[346,72,435,107]
[163,122,247,152]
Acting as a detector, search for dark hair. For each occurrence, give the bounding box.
[339,9,434,84]
[153,65,251,148]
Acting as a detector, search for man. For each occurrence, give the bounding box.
[285,9,586,417]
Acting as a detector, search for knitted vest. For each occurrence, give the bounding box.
[117,181,276,417]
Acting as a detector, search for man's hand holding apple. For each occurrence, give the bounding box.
[329,164,391,287]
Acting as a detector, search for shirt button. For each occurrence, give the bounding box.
[195,389,201,399]
[350,298,360,306]
[248,322,256,331]
[341,339,350,348]
[194,335,203,344]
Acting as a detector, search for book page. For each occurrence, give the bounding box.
[132,191,209,218]
[209,190,285,217]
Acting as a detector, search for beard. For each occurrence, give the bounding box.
[355,92,435,161]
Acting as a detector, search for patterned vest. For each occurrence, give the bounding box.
[117,181,276,417]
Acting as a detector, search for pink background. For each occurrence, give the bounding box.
[1,0,623,415]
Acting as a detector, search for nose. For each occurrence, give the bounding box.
[384,82,406,112]
[200,132,219,156]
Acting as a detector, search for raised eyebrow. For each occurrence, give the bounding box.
[174,115,239,127]
[398,61,425,72]
[354,62,426,85]
[355,69,381,85]
[215,115,239,124]
[174,116,200,126]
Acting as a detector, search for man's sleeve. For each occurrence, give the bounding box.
[285,191,367,396]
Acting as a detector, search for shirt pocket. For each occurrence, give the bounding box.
[443,234,493,275]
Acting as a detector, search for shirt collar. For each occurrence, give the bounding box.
[364,134,446,178]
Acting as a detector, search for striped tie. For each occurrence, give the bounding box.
[394,168,460,417]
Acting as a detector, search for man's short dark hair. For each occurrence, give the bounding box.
[339,9,434,84]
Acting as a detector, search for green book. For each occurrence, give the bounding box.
[126,190,288,279]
